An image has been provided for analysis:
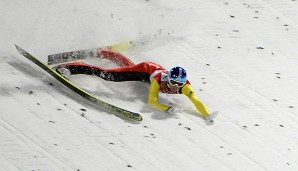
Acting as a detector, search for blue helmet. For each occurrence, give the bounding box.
[168,66,187,86]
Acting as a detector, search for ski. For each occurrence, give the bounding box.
[15,45,143,121]
[47,40,134,65]
[47,29,164,65]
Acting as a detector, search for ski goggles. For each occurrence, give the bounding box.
[168,79,186,87]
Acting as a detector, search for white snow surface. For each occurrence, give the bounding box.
[2,0,298,170]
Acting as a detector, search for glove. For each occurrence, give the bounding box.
[166,107,183,114]
[204,111,219,120]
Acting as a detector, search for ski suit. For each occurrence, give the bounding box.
[56,49,211,117]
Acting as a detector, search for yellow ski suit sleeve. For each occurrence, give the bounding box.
[148,78,211,117]
[181,84,211,117]
[148,78,171,111]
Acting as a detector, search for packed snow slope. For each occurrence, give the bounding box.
[2,0,298,170]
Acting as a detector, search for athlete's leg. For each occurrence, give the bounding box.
[55,62,101,75]
[105,62,165,74]
[55,62,149,82]
[100,62,166,82]
[56,61,165,82]
[97,49,135,67]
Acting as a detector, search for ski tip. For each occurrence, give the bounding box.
[15,44,22,52]
[15,44,26,55]
[15,44,21,53]
[132,113,143,121]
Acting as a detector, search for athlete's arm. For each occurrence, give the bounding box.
[181,84,211,117]
[148,78,170,111]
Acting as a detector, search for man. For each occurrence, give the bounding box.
[54,49,218,120]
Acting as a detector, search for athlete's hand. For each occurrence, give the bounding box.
[204,111,219,120]
[166,107,183,114]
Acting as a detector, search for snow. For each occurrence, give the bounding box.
[1,0,298,170]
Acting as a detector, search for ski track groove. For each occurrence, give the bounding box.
[259,0,298,29]
[0,118,72,170]
[152,123,214,170]
[36,83,138,170]
[0,155,20,171]
[0,149,21,171]
[148,120,238,171]
[186,113,296,171]
[183,115,267,171]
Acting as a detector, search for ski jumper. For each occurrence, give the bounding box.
[56,49,211,116]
